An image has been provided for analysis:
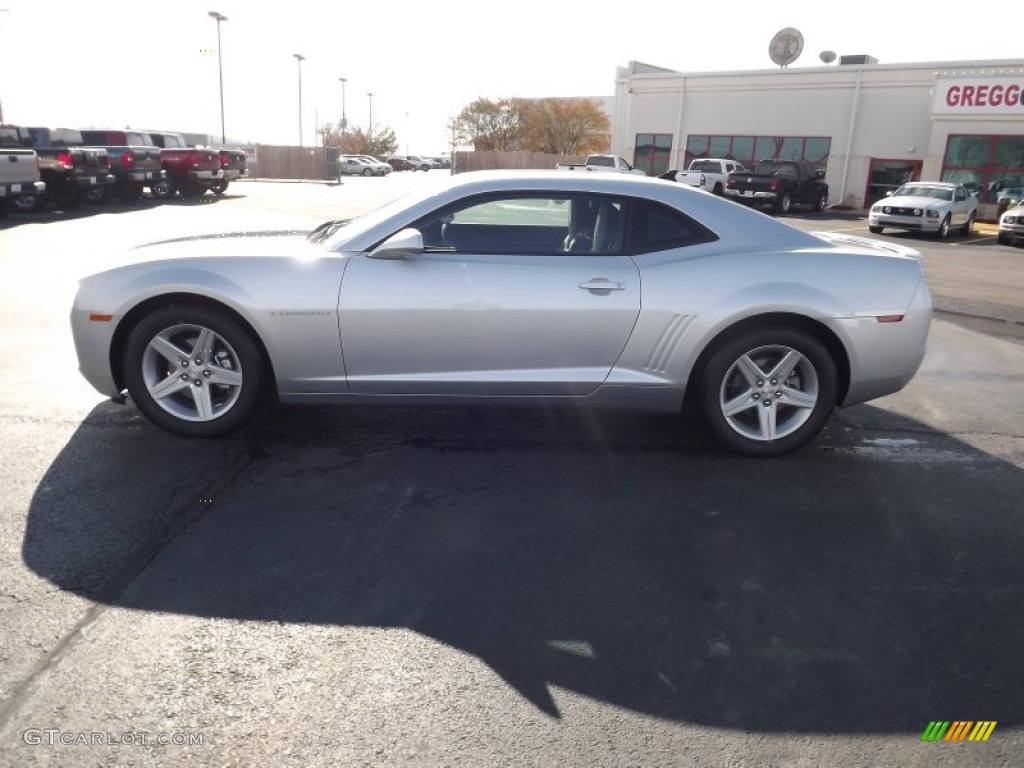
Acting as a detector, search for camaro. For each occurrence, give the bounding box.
[868,181,978,238]
[71,171,932,456]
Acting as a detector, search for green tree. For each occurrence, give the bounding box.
[320,124,397,157]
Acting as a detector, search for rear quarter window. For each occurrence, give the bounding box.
[627,199,718,254]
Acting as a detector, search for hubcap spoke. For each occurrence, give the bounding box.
[149,371,190,400]
[780,385,817,409]
[206,366,243,387]
[190,328,217,362]
[757,402,778,440]
[722,390,758,417]
[736,354,766,387]
[768,350,803,382]
[149,334,188,365]
[191,383,215,420]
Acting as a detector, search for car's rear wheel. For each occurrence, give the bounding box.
[123,304,264,437]
[962,212,975,236]
[696,326,838,457]
[814,191,828,212]
[868,225,883,234]
[151,179,174,199]
[210,180,229,195]
[52,187,80,208]
[362,168,372,176]
[936,214,951,239]
[774,192,792,215]
[11,194,38,213]
[712,182,724,195]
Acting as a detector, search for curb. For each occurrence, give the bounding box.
[934,308,1024,340]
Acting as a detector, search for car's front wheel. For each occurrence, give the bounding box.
[123,304,264,437]
[998,232,1011,245]
[814,191,828,212]
[696,326,838,456]
[936,214,951,239]
[868,225,883,234]
[962,212,975,236]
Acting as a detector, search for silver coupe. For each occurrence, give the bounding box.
[71,172,932,456]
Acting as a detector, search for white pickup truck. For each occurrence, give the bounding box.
[0,125,46,215]
[661,158,747,195]
[556,154,646,175]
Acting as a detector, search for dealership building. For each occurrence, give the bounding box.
[611,57,1024,218]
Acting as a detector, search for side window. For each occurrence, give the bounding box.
[415,195,625,255]
[955,188,966,201]
[626,199,718,254]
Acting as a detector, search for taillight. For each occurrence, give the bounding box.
[56,152,74,169]
[186,151,197,168]
[220,153,230,168]
[120,151,135,169]
[769,177,780,190]
[36,156,42,173]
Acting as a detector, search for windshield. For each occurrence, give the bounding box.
[894,184,953,200]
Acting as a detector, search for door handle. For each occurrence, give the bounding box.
[579,278,626,292]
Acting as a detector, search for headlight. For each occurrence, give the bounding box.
[926,210,939,219]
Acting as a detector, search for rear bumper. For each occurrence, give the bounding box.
[74,173,116,188]
[119,169,166,183]
[222,168,248,181]
[189,169,224,181]
[725,189,776,201]
[0,180,46,196]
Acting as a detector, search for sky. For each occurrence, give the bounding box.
[1,1,1022,155]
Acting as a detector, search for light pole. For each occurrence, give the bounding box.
[208,11,227,145]
[405,112,410,155]
[367,92,374,136]
[338,77,347,145]
[293,53,305,147]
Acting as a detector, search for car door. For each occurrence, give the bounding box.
[952,186,969,224]
[338,193,640,396]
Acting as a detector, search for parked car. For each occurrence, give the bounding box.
[556,154,646,175]
[144,132,222,199]
[78,129,165,202]
[661,158,747,196]
[998,203,1024,246]
[354,155,392,175]
[404,155,433,171]
[996,186,1023,218]
[338,156,378,176]
[69,172,931,457]
[868,182,978,238]
[387,157,415,171]
[212,148,247,193]
[26,127,115,208]
[0,125,46,215]
[724,160,829,214]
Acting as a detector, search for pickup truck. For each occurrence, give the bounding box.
[724,160,829,214]
[211,147,247,193]
[145,132,223,199]
[661,158,747,195]
[26,127,116,208]
[78,129,165,202]
[0,125,46,215]
[556,154,646,175]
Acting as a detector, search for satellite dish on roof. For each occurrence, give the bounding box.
[769,27,804,68]
[819,50,837,65]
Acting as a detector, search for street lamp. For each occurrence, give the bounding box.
[405,111,410,155]
[367,92,374,136]
[293,53,305,147]
[338,77,347,143]
[208,11,227,145]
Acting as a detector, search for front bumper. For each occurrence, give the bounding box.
[869,211,943,232]
[998,220,1024,242]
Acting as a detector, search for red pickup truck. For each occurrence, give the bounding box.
[77,129,165,201]
[145,132,223,199]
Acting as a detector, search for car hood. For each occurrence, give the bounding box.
[878,195,951,209]
[127,229,321,261]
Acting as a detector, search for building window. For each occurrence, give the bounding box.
[684,135,831,171]
[634,133,673,176]
[942,134,1024,203]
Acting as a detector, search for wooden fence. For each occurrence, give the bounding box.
[247,145,333,180]
[453,151,587,174]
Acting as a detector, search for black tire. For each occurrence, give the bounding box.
[151,178,174,199]
[123,304,265,438]
[998,233,1011,245]
[209,180,229,195]
[814,191,828,212]
[11,194,39,213]
[362,168,372,176]
[868,225,884,234]
[962,212,975,236]
[936,214,951,239]
[712,182,724,196]
[0,200,7,217]
[179,181,202,198]
[84,186,110,204]
[696,325,838,457]
[52,186,80,208]
[774,192,792,215]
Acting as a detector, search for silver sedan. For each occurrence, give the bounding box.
[71,172,932,456]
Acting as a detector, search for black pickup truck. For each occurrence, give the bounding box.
[27,127,115,208]
[212,147,247,194]
[724,160,829,214]
[78,129,165,201]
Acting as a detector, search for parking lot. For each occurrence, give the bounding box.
[1,176,1022,767]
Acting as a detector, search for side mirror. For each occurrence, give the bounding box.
[368,228,424,260]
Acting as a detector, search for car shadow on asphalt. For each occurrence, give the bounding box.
[21,400,1024,730]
